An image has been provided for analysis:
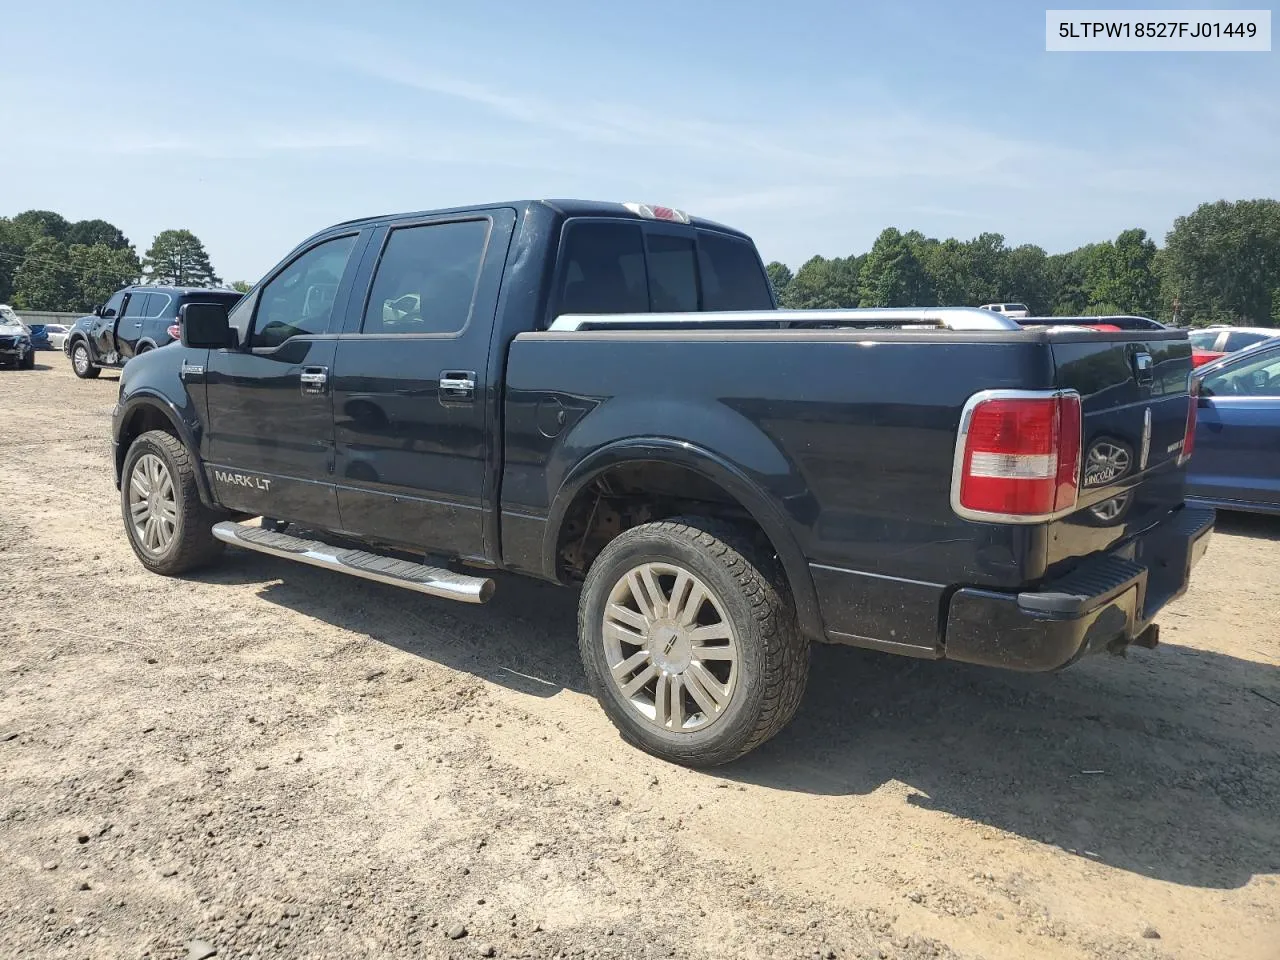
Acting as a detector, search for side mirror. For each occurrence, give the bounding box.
[93,304,103,317]
[179,302,232,349]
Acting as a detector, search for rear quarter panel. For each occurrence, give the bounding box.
[502,330,1066,650]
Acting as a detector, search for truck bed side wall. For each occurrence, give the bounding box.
[501,330,1058,653]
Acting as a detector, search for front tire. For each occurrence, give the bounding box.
[71,341,100,379]
[121,430,225,575]
[20,349,35,370]
[578,517,809,767]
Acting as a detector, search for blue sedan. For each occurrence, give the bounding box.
[1186,339,1280,515]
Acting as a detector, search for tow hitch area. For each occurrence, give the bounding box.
[1109,622,1160,656]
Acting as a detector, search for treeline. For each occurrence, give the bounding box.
[0,210,234,312]
[767,198,1280,327]
[7,198,1277,325]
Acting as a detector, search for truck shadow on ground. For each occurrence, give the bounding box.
[1212,508,1280,541]
[193,538,1279,893]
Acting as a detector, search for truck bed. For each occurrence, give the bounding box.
[501,321,1194,659]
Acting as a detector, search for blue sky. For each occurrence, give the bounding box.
[1,0,1276,282]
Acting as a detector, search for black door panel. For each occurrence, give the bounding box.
[332,209,516,560]
[202,231,367,529]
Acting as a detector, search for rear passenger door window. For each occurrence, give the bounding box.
[251,234,358,349]
[361,219,491,335]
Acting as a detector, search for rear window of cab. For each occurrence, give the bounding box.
[554,220,772,320]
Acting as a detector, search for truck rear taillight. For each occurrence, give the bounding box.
[952,390,1083,523]
[1179,379,1199,465]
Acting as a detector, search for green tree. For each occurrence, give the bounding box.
[764,262,793,301]
[0,217,37,303]
[1002,244,1051,315]
[1085,228,1159,318]
[142,229,221,286]
[1047,244,1104,316]
[229,279,253,294]
[962,232,1006,305]
[859,228,932,307]
[1162,199,1280,326]
[780,255,860,308]
[12,237,76,310]
[69,243,142,311]
[12,209,70,242]
[67,219,131,250]
[920,238,970,306]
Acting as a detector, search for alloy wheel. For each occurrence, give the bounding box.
[601,562,740,733]
[128,453,178,556]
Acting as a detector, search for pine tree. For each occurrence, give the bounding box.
[141,229,221,287]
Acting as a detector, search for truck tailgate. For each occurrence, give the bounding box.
[1045,331,1195,576]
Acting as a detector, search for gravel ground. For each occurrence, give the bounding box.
[2,358,1278,960]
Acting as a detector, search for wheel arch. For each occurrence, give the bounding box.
[115,394,213,506]
[544,438,824,643]
[68,332,93,358]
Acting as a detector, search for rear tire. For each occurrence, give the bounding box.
[71,341,100,379]
[578,516,809,767]
[121,430,226,575]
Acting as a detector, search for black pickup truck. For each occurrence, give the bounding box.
[111,199,1213,766]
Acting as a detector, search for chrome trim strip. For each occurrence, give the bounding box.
[949,388,1084,525]
[825,631,941,659]
[547,307,1021,333]
[808,563,946,589]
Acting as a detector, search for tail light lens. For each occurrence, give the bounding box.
[1191,350,1224,368]
[1179,379,1199,464]
[166,323,181,340]
[953,391,1083,522]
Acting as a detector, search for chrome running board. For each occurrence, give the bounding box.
[211,521,495,604]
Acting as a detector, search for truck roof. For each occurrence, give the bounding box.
[328,199,749,239]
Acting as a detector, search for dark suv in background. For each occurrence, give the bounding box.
[66,285,243,378]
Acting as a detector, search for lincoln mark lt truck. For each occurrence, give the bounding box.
[111,199,1213,766]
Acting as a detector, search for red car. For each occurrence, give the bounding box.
[1188,327,1277,368]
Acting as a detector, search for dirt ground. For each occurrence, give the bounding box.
[1,358,1277,960]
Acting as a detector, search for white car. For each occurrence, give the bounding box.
[979,302,1031,319]
[44,324,71,351]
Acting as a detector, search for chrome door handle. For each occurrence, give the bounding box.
[300,367,329,395]
[439,370,476,403]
